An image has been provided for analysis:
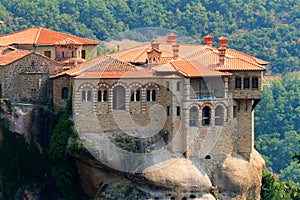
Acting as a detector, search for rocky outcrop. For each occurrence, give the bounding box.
[74,150,216,200]
[212,149,265,200]
[72,141,264,199]
[142,158,211,191]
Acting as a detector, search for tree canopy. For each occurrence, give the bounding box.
[1,0,300,73]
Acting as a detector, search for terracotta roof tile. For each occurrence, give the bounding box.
[0,27,99,46]
[0,50,32,66]
[110,42,267,71]
[170,60,231,77]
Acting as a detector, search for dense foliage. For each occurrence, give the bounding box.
[255,73,300,182]
[0,126,48,199]
[261,169,300,200]
[49,114,87,199]
[1,0,300,73]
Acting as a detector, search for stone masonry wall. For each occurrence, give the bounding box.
[228,71,263,99]
[73,77,182,143]
[2,53,61,103]
[52,75,73,111]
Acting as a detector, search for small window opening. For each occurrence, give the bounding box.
[244,77,250,89]
[235,76,241,89]
[62,87,69,99]
[176,106,181,116]
[252,77,258,89]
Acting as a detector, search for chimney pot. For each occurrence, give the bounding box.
[219,36,228,48]
[204,35,214,47]
[218,36,228,65]
[172,44,180,60]
[167,33,177,44]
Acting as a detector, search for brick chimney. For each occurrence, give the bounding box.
[151,42,160,50]
[172,44,180,60]
[218,36,228,65]
[166,33,177,44]
[204,35,214,47]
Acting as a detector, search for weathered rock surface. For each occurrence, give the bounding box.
[212,149,265,200]
[142,158,212,191]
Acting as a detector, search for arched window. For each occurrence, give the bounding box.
[215,106,224,126]
[202,106,211,126]
[98,90,108,102]
[147,89,156,101]
[130,89,141,101]
[189,106,199,127]
[113,85,125,110]
[87,91,92,102]
[82,91,86,102]
[252,77,258,89]
[61,87,69,99]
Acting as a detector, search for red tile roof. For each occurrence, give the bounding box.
[110,42,267,72]
[0,50,32,66]
[171,60,231,77]
[0,27,99,46]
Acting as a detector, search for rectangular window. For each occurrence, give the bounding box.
[252,77,258,89]
[235,77,241,89]
[244,77,250,89]
[176,106,181,116]
[233,106,238,118]
[82,50,86,59]
[167,106,170,116]
[44,51,51,58]
[166,81,170,91]
[177,82,181,91]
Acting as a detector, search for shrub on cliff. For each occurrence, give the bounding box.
[49,114,87,199]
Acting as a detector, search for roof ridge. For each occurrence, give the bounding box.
[0,26,39,38]
[131,46,150,62]
[33,27,42,44]
[39,27,99,43]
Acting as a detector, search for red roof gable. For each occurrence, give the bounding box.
[0,27,99,46]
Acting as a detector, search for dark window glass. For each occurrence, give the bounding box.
[244,77,250,89]
[136,90,140,101]
[167,106,170,116]
[152,90,156,101]
[146,90,150,101]
[62,87,69,99]
[252,77,258,89]
[103,90,108,101]
[176,106,181,116]
[82,50,86,59]
[235,77,241,89]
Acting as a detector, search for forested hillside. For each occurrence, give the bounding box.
[255,73,300,199]
[1,0,300,73]
[255,73,300,180]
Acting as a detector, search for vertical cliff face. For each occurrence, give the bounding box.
[0,100,53,151]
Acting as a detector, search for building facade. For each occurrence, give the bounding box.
[52,34,267,175]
